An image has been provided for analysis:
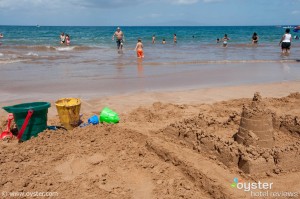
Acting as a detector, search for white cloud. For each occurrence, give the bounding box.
[170,0,223,5]
[203,0,223,2]
[0,0,224,11]
[172,0,199,4]
[0,0,144,10]
[0,0,63,10]
[150,13,162,18]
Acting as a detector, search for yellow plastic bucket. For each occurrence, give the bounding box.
[55,98,81,130]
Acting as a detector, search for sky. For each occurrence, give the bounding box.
[0,0,299,26]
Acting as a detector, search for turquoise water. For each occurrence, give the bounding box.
[0,25,299,64]
[0,26,295,45]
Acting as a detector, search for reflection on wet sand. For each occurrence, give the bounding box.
[137,58,144,77]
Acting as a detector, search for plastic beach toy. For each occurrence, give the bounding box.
[55,98,81,130]
[99,107,120,124]
[0,114,14,140]
[2,102,51,141]
[88,115,99,125]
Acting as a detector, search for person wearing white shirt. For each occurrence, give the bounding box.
[279,29,292,54]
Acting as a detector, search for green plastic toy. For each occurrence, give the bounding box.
[99,107,120,124]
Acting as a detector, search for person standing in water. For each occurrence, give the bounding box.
[152,35,156,44]
[60,32,66,44]
[252,32,259,44]
[279,29,292,54]
[66,34,70,46]
[222,34,230,47]
[0,33,3,46]
[135,39,144,58]
[173,34,177,43]
[112,27,125,50]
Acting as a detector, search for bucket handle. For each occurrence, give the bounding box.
[5,114,14,132]
[17,110,34,140]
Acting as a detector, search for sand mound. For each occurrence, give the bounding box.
[1,93,300,198]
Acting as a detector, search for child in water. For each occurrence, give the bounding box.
[162,38,166,44]
[66,34,70,46]
[135,39,144,58]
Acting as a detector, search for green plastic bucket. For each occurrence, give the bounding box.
[2,102,51,141]
[99,107,120,124]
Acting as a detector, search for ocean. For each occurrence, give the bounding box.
[0,26,299,62]
[0,26,300,103]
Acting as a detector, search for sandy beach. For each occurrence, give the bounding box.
[1,80,299,198]
[1,25,300,199]
[1,1,300,197]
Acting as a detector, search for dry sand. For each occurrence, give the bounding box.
[0,81,300,199]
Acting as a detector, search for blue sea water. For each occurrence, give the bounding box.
[0,26,300,103]
[0,25,299,63]
[0,25,296,45]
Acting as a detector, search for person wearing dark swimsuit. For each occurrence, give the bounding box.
[252,32,259,44]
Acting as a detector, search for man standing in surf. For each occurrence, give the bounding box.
[112,27,125,50]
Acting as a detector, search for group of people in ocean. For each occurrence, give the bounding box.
[151,34,177,44]
[216,32,258,47]
[112,27,180,58]
[60,32,70,46]
[1,27,296,58]
[112,27,295,59]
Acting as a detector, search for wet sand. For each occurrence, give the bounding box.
[0,61,300,106]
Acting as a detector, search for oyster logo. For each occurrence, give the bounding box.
[231,178,242,188]
[231,177,273,192]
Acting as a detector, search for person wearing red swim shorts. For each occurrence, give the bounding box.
[135,39,144,58]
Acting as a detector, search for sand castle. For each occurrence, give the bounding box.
[159,92,300,176]
[235,92,274,148]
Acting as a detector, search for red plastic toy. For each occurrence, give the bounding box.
[0,114,14,140]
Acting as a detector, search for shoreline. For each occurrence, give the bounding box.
[1,80,298,118]
[77,80,300,114]
[1,60,300,108]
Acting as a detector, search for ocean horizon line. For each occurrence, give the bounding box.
[0,24,297,27]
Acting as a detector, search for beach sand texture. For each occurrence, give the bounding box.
[0,83,299,199]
